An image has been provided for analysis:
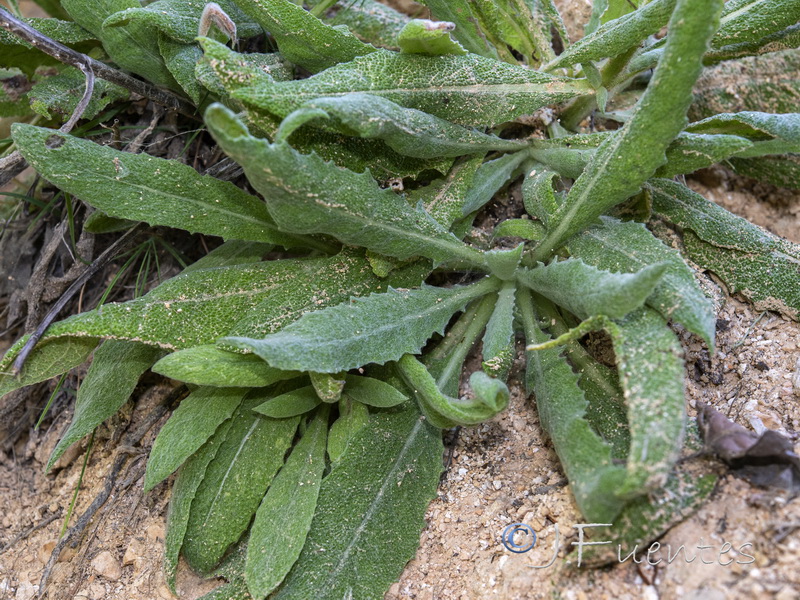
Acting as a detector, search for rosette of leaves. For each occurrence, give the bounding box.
[1,0,800,595]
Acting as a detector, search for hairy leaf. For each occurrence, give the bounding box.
[12,124,303,247]
[416,0,499,57]
[461,150,529,215]
[0,18,95,76]
[649,178,800,320]
[522,166,560,226]
[145,387,248,491]
[713,0,800,48]
[245,409,328,599]
[685,111,800,157]
[516,258,667,320]
[327,397,369,462]
[313,0,409,49]
[343,375,408,408]
[223,278,497,373]
[205,105,486,267]
[567,216,716,347]
[271,402,442,600]
[397,19,467,56]
[183,394,300,573]
[158,37,204,105]
[232,49,591,128]
[408,156,484,229]
[233,0,377,72]
[534,0,723,256]
[284,94,526,159]
[254,386,321,419]
[47,341,162,470]
[28,66,129,122]
[481,283,516,380]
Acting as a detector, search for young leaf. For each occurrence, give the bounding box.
[158,37,204,105]
[222,278,498,373]
[46,341,162,471]
[204,105,486,268]
[522,167,560,226]
[145,387,248,491]
[408,155,484,230]
[327,397,369,462]
[28,66,129,122]
[183,394,300,573]
[284,94,527,159]
[481,283,516,380]
[533,0,724,257]
[309,372,345,403]
[484,244,524,281]
[312,0,409,50]
[655,132,753,178]
[516,258,667,320]
[648,178,800,320]
[566,216,716,348]
[12,124,304,248]
[253,386,321,419]
[231,49,592,128]
[545,0,677,70]
[343,374,408,408]
[493,218,546,241]
[460,150,529,215]
[232,0,377,72]
[415,0,499,57]
[397,19,467,56]
[164,416,236,590]
[609,308,686,496]
[519,291,627,522]
[271,402,442,600]
[397,353,509,428]
[245,409,328,599]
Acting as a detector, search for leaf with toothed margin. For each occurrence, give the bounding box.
[221,278,499,373]
[204,104,487,269]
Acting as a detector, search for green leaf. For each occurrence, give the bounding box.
[144,387,248,491]
[461,150,529,215]
[520,291,627,522]
[245,409,328,599]
[283,94,527,159]
[62,0,177,88]
[12,123,304,248]
[343,374,407,408]
[493,218,546,241]
[183,394,300,573]
[204,105,486,268]
[656,132,753,178]
[223,278,497,373]
[533,0,724,256]
[231,49,592,128]
[313,0,409,50]
[327,397,369,462]
[232,0,377,72]
[415,0,499,57]
[309,372,345,403]
[28,66,129,122]
[481,283,516,380]
[648,178,800,320]
[164,416,236,590]
[516,258,667,320]
[609,308,685,496]
[545,0,677,70]
[0,18,95,76]
[397,19,467,56]
[397,354,508,428]
[685,111,800,157]
[484,244,524,281]
[253,386,321,419]
[713,0,800,48]
[181,240,273,273]
[158,37,205,105]
[407,155,484,230]
[0,337,98,399]
[522,166,560,226]
[102,0,261,44]
[567,216,716,347]
[271,402,442,600]
[706,23,800,63]
[46,341,162,470]
[729,153,800,190]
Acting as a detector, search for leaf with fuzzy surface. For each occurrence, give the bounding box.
[649,178,800,320]
[461,151,529,215]
[245,409,328,599]
[566,216,716,347]
[685,111,800,157]
[205,105,485,268]
[713,0,800,48]
[222,278,497,373]
[232,0,377,72]
[407,156,484,230]
[183,394,300,573]
[231,49,591,128]
[145,387,248,491]
[12,124,303,247]
[481,284,516,380]
[286,94,526,159]
[271,402,442,600]
[516,258,667,320]
[534,0,724,256]
[312,0,409,49]
[416,0,498,57]
[28,66,129,122]
[47,341,162,470]
[397,19,467,56]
